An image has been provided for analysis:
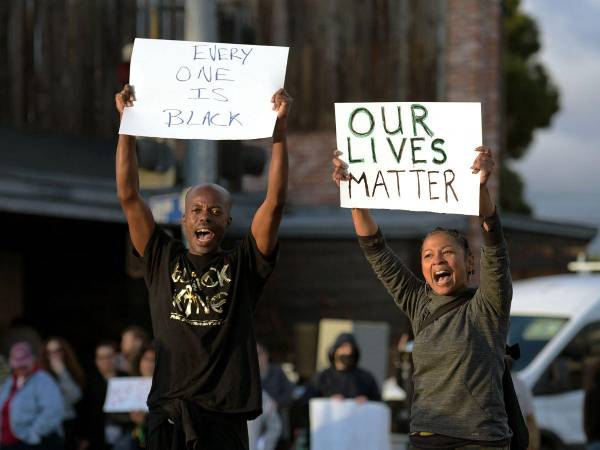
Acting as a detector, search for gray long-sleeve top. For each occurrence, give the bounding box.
[55,369,82,421]
[358,213,512,441]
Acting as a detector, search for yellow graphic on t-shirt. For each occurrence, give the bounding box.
[170,261,231,326]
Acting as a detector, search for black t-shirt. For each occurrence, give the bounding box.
[141,226,276,419]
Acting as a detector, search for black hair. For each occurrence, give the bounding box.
[131,341,156,376]
[421,227,473,259]
[122,325,150,343]
[95,340,118,353]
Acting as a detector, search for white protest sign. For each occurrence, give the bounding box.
[335,102,482,215]
[119,38,289,140]
[310,398,391,450]
[103,377,152,413]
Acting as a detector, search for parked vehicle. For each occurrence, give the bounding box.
[509,273,600,450]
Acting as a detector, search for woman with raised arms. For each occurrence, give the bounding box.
[332,146,513,450]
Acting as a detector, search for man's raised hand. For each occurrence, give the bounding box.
[115,84,136,119]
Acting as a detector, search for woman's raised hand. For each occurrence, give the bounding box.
[471,146,495,187]
[332,150,350,186]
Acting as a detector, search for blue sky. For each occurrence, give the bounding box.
[514,0,600,253]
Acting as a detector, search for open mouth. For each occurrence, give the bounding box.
[433,270,452,285]
[194,228,215,243]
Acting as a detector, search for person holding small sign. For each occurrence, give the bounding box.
[332,147,513,449]
[115,84,292,450]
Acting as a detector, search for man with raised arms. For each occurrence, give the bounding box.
[114,84,292,450]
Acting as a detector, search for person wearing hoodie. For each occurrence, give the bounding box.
[311,333,380,402]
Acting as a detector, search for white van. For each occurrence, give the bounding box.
[510,273,600,449]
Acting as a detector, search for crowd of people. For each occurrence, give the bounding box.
[0,326,156,450]
[0,84,585,450]
[1,325,491,450]
[1,323,556,450]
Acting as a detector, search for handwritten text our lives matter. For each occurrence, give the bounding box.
[336,102,482,215]
[163,43,254,129]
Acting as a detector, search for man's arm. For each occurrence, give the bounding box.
[115,85,155,256]
[250,89,292,257]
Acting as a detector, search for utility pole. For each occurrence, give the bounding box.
[184,0,218,186]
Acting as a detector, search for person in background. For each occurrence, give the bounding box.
[257,342,294,411]
[0,341,64,450]
[247,391,282,450]
[511,371,540,450]
[113,343,156,450]
[0,355,9,387]
[584,363,600,450]
[80,341,129,450]
[117,327,149,375]
[257,342,294,447]
[310,333,380,402]
[41,337,85,450]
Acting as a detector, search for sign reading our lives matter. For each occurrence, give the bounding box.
[119,38,289,140]
[335,102,482,215]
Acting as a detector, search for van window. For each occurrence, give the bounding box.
[533,321,600,395]
[509,315,567,372]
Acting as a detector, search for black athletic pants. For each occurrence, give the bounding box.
[147,408,248,450]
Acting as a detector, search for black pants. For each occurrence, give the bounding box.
[147,409,248,450]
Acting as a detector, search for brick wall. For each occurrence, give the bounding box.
[245,1,504,210]
[444,0,503,279]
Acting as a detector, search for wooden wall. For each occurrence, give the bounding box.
[0,0,441,137]
[0,0,187,137]
[251,0,442,131]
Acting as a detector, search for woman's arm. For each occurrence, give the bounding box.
[332,151,379,236]
[56,369,82,404]
[472,147,512,317]
[332,151,425,321]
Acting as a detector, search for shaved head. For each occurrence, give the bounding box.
[184,184,232,213]
[182,183,233,255]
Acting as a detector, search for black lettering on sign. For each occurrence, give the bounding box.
[349,108,375,138]
[372,170,389,198]
[410,169,426,199]
[427,171,440,200]
[411,138,426,164]
[431,138,447,164]
[348,172,370,198]
[381,106,403,135]
[387,170,406,197]
[444,169,459,202]
[346,137,364,164]
[386,137,407,163]
[410,104,434,137]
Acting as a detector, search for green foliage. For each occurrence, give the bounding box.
[501,0,560,213]
[505,57,560,160]
[499,166,532,215]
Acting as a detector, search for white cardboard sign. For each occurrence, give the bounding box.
[335,102,482,215]
[119,38,289,140]
[310,398,391,450]
[103,377,152,413]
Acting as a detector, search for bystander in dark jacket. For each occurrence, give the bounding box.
[311,333,380,402]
